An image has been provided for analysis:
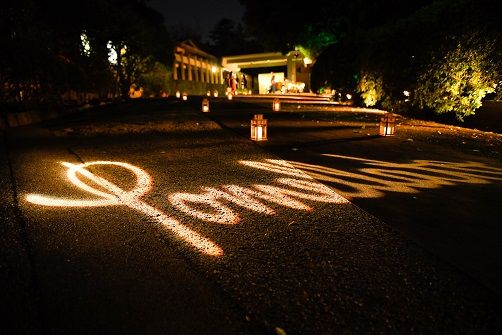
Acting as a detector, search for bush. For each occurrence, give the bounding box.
[414,35,497,120]
[356,71,384,107]
[137,62,171,97]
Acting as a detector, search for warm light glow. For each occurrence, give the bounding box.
[213,91,219,97]
[26,161,223,256]
[202,98,209,112]
[285,154,502,199]
[182,92,188,101]
[251,114,268,141]
[227,93,233,100]
[379,113,396,136]
[273,99,280,111]
[403,90,410,97]
[346,94,352,100]
[176,91,181,98]
[168,159,349,224]
[25,158,360,256]
[211,66,217,73]
[303,57,312,65]
[206,91,211,96]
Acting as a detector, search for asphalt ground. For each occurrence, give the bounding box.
[1,98,501,334]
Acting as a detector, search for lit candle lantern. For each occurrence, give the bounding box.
[213,91,219,98]
[227,93,233,100]
[176,90,181,98]
[379,113,396,136]
[182,92,188,101]
[250,114,268,141]
[273,98,280,111]
[202,98,209,112]
[206,91,211,96]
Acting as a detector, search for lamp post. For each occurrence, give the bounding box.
[379,113,396,136]
[250,114,268,141]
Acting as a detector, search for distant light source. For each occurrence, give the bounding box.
[213,91,219,98]
[80,32,91,57]
[182,92,188,101]
[206,91,211,96]
[107,41,117,64]
[248,90,252,95]
[379,113,396,136]
[303,57,312,65]
[251,114,267,141]
[202,98,209,112]
[227,93,233,100]
[273,98,281,111]
[211,66,217,73]
[346,94,352,100]
[403,90,410,97]
[176,90,181,98]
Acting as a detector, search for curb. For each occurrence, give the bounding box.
[0,102,111,130]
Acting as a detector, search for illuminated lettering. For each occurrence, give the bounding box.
[26,159,352,256]
[26,161,223,256]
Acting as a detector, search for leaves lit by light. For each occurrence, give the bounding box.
[80,32,91,57]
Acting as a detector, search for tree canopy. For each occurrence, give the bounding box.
[309,0,501,119]
[1,0,173,108]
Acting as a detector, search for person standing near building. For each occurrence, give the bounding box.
[231,72,237,94]
[270,72,276,93]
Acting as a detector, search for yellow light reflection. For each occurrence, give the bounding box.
[167,160,349,222]
[26,161,223,256]
[26,158,354,256]
[283,154,502,199]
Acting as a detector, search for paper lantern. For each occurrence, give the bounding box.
[250,114,268,141]
[202,98,209,112]
[379,113,396,136]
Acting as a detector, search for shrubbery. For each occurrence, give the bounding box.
[312,0,501,120]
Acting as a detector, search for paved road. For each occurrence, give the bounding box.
[1,99,501,334]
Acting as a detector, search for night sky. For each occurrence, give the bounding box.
[148,0,245,41]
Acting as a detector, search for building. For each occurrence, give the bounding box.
[170,40,312,96]
[171,40,226,96]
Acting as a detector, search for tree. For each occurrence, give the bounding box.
[206,18,263,57]
[0,0,173,108]
[414,35,497,120]
[357,71,384,107]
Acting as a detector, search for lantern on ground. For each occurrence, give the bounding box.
[176,90,181,98]
[202,98,209,112]
[227,93,233,100]
[379,113,396,136]
[213,91,219,97]
[250,114,268,141]
[273,98,280,111]
[182,92,188,101]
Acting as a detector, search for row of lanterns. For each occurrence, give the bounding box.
[200,97,396,141]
